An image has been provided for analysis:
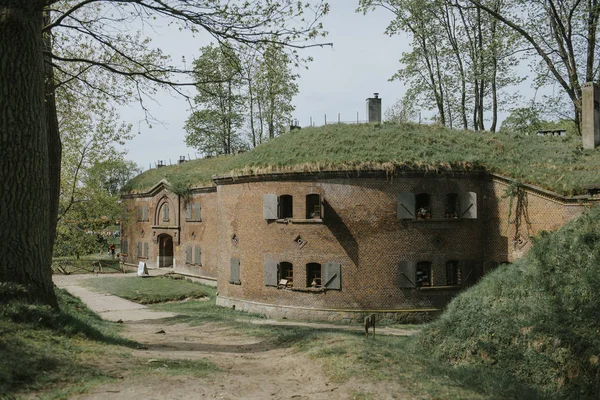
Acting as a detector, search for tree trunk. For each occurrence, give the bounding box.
[0,2,58,308]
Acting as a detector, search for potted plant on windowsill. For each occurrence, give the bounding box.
[417,207,429,220]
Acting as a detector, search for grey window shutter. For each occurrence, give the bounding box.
[194,203,201,221]
[398,261,416,288]
[397,193,416,220]
[186,203,192,220]
[461,259,480,286]
[323,262,341,289]
[143,242,149,258]
[186,246,192,264]
[264,260,278,286]
[122,240,128,254]
[137,205,142,221]
[460,192,477,219]
[137,242,142,257]
[230,257,241,284]
[263,194,278,220]
[143,205,148,220]
[194,246,201,265]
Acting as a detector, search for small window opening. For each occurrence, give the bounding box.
[306,194,321,219]
[446,260,459,286]
[162,203,170,222]
[306,263,322,288]
[279,262,293,287]
[415,193,431,219]
[416,261,432,287]
[445,193,459,219]
[279,195,293,219]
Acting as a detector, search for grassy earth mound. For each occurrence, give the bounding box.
[419,206,600,399]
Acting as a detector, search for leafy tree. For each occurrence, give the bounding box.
[384,92,419,123]
[0,0,329,307]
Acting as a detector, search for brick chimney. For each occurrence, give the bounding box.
[582,82,600,149]
[366,93,382,124]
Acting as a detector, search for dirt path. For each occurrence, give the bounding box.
[54,273,414,399]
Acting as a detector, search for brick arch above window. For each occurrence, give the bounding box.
[154,196,177,226]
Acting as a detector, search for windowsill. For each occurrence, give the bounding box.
[275,218,324,224]
[288,287,326,293]
[151,225,179,230]
[185,219,202,223]
[229,280,241,285]
[419,285,462,291]
[137,256,149,260]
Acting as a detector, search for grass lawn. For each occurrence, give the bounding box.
[123,123,600,196]
[82,274,209,304]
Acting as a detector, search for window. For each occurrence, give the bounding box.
[445,193,459,218]
[143,242,149,258]
[162,203,170,222]
[279,195,293,219]
[279,262,293,286]
[230,257,241,284]
[137,205,143,221]
[306,263,322,287]
[186,202,202,221]
[446,260,459,286]
[416,261,431,287]
[194,246,201,265]
[415,193,431,219]
[138,204,149,221]
[306,194,321,219]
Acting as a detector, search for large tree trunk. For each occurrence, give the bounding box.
[0,1,58,308]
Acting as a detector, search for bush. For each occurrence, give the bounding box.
[419,206,600,399]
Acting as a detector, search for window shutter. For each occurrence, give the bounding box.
[194,203,201,221]
[163,204,169,221]
[143,242,149,258]
[264,260,278,286]
[398,261,416,288]
[461,259,480,286]
[263,194,278,220]
[137,242,142,257]
[186,246,192,264]
[194,246,201,265]
[122,240,128,254]
[323,262,341,290]
[397,193,416,220]
[230,257,241,284]
[460,192,477,219]
[186,203,192,220]
[137,205,143,221]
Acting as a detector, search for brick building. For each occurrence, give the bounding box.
[120,169,598,322]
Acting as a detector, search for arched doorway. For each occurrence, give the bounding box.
[158,234,173,268]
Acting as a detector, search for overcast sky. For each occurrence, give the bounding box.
[119,1,526,170]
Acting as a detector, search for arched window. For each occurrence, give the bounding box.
[279,262,293,287]
[306,263,322,288]
[445,193,459,218]
[416,261,431,287]
[279,195,293,219]
[415,193,431,219]
[306,194,321,219]
[446,260,459,286]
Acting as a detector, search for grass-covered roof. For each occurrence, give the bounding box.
[122,123,600,196]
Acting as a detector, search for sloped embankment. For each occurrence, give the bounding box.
[419,206,600,399]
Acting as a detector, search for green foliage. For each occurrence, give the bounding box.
[419,206,600,398]
[123,123,600,196]
[83,275,209,304]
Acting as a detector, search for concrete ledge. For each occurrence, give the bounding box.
[216,295,441,324]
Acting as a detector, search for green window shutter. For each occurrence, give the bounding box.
[194,246,201,265]
[323,262,341,290]
[230,257,241,284]
[264,260,278,287]
[460,192,477,219]
[263,194,278,220]
[143,242,149,258]
[194,203,201,221]
[137,205,143,221]
[186,246,192,264]
[137,242,142,257]
[398,261,416,288]
[186,203,192,220]
[461,259,481,286]
[397,193,416,220]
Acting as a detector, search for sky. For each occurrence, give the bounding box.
[120,2,412,170]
